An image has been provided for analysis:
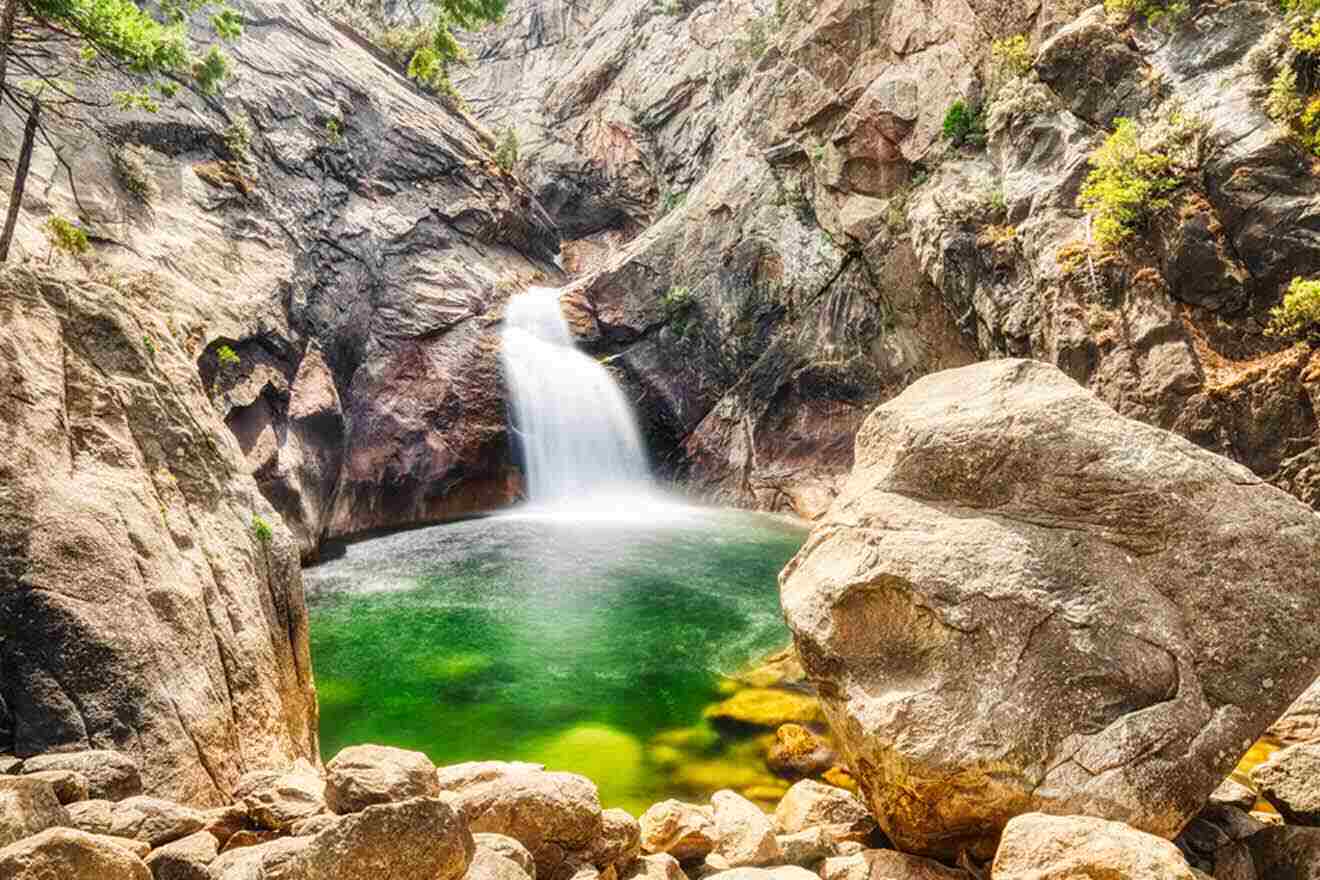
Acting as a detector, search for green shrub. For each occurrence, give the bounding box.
[110,144,158,204]
[1263,12,1320,156]
[217,344,241,368]
[224,116,252,160]
[1104,0,1189,27]
[942,100,987,148]
[44,216,90,258]
[325,117,344,144]
[990,34,1032,91]
[143,335,157,358]
[495,127,519,172]
[660,189,686,216]
[662,286,696,335]
[252,514,273,545]
[1267,277,1320,342]
[1077,110,1202,247]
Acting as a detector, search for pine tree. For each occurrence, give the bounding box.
[0,0,244,262]
[402,0,507,96]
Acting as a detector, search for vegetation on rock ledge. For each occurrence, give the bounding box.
[1267,277,1320,343]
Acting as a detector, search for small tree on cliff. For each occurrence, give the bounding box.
[401,0,507,96]
[0,0,244,262]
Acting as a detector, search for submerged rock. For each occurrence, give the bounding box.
[765,726,835,780]
[704,690,824,730]
[781,359,1320,858]
[0,827,150,880]
[992,814,1197,879]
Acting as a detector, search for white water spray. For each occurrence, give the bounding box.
[501,287,654,510]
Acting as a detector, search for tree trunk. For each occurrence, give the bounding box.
[0,0,18,93]
[0,99,39,263]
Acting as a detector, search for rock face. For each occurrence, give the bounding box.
[992,814,1196,880]
[781,359,1320,859]
[0,269,319,806]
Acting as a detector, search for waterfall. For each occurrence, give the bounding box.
[501,287,653,507]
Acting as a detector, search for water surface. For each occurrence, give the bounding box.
[305,505,807,813]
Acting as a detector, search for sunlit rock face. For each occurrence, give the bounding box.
[781,359,1320,860]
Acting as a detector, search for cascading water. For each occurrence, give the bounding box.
[501,287,653,509]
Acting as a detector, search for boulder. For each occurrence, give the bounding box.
[25,769,89,805]
[235,759,326,830]
[0,776,69,848]
[711,791,780,867]
[66,799,115,834]
[0,827,150,880]
[591,808,641,870]
[1210,779,1258,812]
[21,751,141,802]
[447,767,602,878]
[200,804,247,848]
[143,830,219,880]
[291,814,341,837]
[766,726,835,779]
[438,761,546,790]
[469,848,537,880]
[774,828,835,866]
[106,796,206,847]
[1250,742,1320,825]
[703,868,819,880]
[623,853,688,880]
[1271,678,1320,746]
[476,833,538,878]
[772,781,873,842]
[209,836,312,880]
[324,744,440,814]
[221,829,283,852]
[99,836,152,859]
[991,814,1196,880]
[640,800,718,861]
[820,849,967,880]
[297,796,473,880]
[1246,825,1320,879]
[781,360,1320,858]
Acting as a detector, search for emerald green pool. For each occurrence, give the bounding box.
[304,507,807,814]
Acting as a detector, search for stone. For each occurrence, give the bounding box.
[210,836,312,880]
[1175,804,1265,870]
[703,868,820,880]
[0,827,150,880]
[235,759,326,830]
[291,814,341,836]
[1271,678,1320,746]
[1250,742,1320,825]
[772,781,873,842]
[449,768,602,879]
[324,744,441,814]
[765,725,835,779]
[470,848,537,880]
[107,796,206,847]
[591,808,642,869]
[774,828,834,866]
[200,804,248,848]
[711,790,780,867]
[67,799,115,834]
[623,853,688,880]
[640,800,718,861]
[476,833,538,878]
[97,836,152,859]
[991,814,1197,880]
[1246,825,1320,879]
[0,776,69,848]
[781,359,1320,858]
[22,751,141,802]
[25,769,89,805]
[438,761,548,790]
[820,849,967,880]
[221,829,283,852]
[1210,779,1259,812]
[143,830,219,880]
[296,796,474,880]
[0,756,22,774]
[703,690,824,729]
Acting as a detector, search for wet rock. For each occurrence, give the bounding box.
[591,808,642,870]
[106,796,206,847]
[143,830,218,880]
[782,359,1320,858]
[820,849,967,880]
[24,769,89,805]
[324,744,441,814]
[1246,825,1320,879]
[235,759,326,830]
[711,790,780,867]
[623,853,689,880]
[765,726,835,779]
[0,827,150,880]
[703,691,824,730]
[0,776,69,848]
[993,814,1197,879]
[476,833,538,878]
[772,781,873,842]
[297,795,474,880]
[21,751,141,802]
[1250,742,1320,825]
[640,800,718,861]
[447,766,602,879]
[774,828,835,866]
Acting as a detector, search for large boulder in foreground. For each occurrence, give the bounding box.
[780,359,1320,859]
[0,827,150,880]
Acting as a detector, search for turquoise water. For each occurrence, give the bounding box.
[304,506,807,813]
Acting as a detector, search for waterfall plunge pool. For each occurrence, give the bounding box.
[305,505,809,814]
